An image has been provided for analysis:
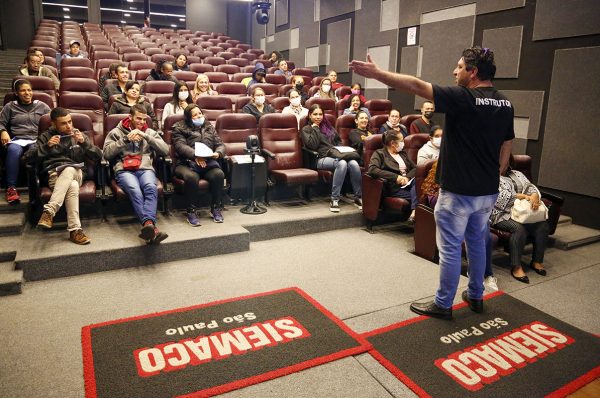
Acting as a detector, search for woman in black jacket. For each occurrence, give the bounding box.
[348,110,372,158]
[300,104,362,213]
[171,104,226,226]
[367,130,417,222]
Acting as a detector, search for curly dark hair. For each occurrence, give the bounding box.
[462,46,496,81]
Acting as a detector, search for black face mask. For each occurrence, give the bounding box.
[295,82,304,89]
[424,111,434,119]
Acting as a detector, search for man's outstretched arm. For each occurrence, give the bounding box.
[349,54,434,101]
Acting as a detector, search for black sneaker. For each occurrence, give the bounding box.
[329,200,340,213]
[139,222,155,241]
[354,197,362,210]
[409,300,452,320]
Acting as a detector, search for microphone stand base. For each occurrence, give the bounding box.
[240,201,267,215]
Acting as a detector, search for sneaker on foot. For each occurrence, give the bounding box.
[139,221,155,241]
[69,229,91,245]
[329,200,340,213]
[37,210,54,229]
[186,211,201,227]
[150,227,168,244]
[6,187,20,204]
[211,208,224,223]
[353,197,363,210]
[484,276,499,292]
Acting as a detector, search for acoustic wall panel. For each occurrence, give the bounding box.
[290,28,299,49]
[533,0,600,41]
[326,19,351,72]
[500,90,544,140]
[513,117,530,140]
[512,138,528,155]
[366,45,391,89]
[416,14,475,108]
[275,0,289,27]
[320,0,356,20]
[421,3,476,24]
[538,47,600,198]
[274,30,290,52]
[482,26,523,78]
[305,46,320,68]
[290,0,318,27]
[400,46,419,76]
[381,0,400,31]
[319,44,330,67]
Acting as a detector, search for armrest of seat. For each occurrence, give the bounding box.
[260,148,276,159]
[540,190,564,206]
[156,156,174,194]
[361,173,384,222]
[97,159,111,199]
[414,204,437,262]
[540,190,564,235]
[26,162,41,206]
[302,147,318,170]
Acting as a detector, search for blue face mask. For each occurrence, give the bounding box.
[192,117,205,127]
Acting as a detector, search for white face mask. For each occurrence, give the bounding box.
[178,91,188,101]
[255,95,266,105]
[396,142,404,152]
[432,137,442,147]
[290,97,301,107]
[321,84,331,93]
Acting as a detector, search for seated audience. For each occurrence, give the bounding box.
[348,110,371,158]
[62,40,86,59]
[36,108,101,244]
[290,75,309,105]
[313,78,337,101]
[103,105,170,244]
[242,87,275,123]
[146,61,176,82]
[246,62,267,93]
[268,51,283,65]
[0,79,52,203]
[101,63,129,111]
[327,70,344,91]
[282,89,308,128]
[108,80,158,131]
[379,109,408,137]
[342,83,366,103]
[367,130,417,223]
[162,80,193,125]
[274,60,292,82]
[417,125,443,165]
[29,48,46,65]
[98,62,119,93]
[410,100,435,135]
[174,53,190,71]
[171,104,225,226]
[18,52,59,90]
[190,73,217,102]
[490,156,549,284]
[301,104,362,213]
[343,94,371,118]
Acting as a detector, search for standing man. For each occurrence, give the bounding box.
[350,47,513,319]
[410,100,436,135]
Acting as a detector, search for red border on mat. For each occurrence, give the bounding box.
[361,290,600,398]
[81,287,371,398]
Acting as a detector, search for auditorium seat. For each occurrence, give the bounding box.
[95,59,123,75]
[249,83,279,100]
[3,91,54,110]
[237,44,251,52]
[60,78,99,95]
[23,76,57,106]
[61,57,93,69]
[259,113,318,203]
[370,114,389,133]
[134,69,151,81]
[150,54,175,64]
[229,48,244,57]
[89,44,113,53]
[144,48,163,57]
[311,76,324,87]
[204,56,226,67]
[216,113,258,156]
[403,133,429,164]
[335,86,352,100]
[35,47,58,61]
[60,66,95,79]
[215,82,247,100]
[152,95,173,128]
[241,65,256,73]
[58,92,105,136]
[292,68,313,79]
[400,114,421,132]
[123,53,148,63]
[173,71,198,82]
[366,99,392,116]
[190,63,214,74]
[277,84,293,97]
[265,74,286,85]
[143,80,175,104]
[187,56,201,64]
[217,51,235,60]
[361,134,412,231]
[216,64,241,75]
[240,53,257,62]
[307,86,320,97]
[270,97,289,112]
[207,47,225,55]
[305,97,336,118]
[91,51,119,63]
[196,96,233,123]
[334,114,356,146]
[232,72,252,83]
[30,40,58,50]
[204,72,229,84]
[234,96,252,112]
[227,57,249,67]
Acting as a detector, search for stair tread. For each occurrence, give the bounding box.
[552,224,600,248]
[0,261,22,284]
[0,212,25,228]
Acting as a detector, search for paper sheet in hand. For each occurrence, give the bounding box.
[8,139,36,147]
[334,146,355,153]
[194,142,214,157]
[56,162,85,173]
[231,154,265,164]
[401,177,414,188]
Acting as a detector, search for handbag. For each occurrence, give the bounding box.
[122,154,142,170]
[511,198,548,224]
[328,147,360,162]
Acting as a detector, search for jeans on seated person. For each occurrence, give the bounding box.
[116,169,158,225]
[434,189,498,308]
[388,180,417,210]
[5,142,34,187]
[175,164,224,210]
[317,157,362,201]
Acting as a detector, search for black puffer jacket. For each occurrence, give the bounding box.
[171,120,225,166]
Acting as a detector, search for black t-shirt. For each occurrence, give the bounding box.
[433,85,514,196]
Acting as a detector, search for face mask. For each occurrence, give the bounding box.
[396,142,404,152]
[432,137,442,147]
[321,84,331,93]
[178,91,188,101]
[192,117,204,127]
[295,82,304,90]
[424,111,434,119]
[290,97,301,107]
[351,89,360,95]
[255,95,265,105]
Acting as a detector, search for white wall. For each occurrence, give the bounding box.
[186,0,227,34]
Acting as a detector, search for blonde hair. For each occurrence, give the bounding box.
[194,74,213,93]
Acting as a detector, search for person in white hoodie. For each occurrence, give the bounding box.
[417,125,443,165]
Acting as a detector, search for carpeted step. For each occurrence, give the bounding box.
[550,224,600,250]
[0,212,25,236]
[0,261,23,296]
[0,190,29,213]
[557,215,572,225]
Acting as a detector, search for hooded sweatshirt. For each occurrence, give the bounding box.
[0,100,51,139]
[103,116,169,174]
[247,62,266,94]
[37,126,102,175]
